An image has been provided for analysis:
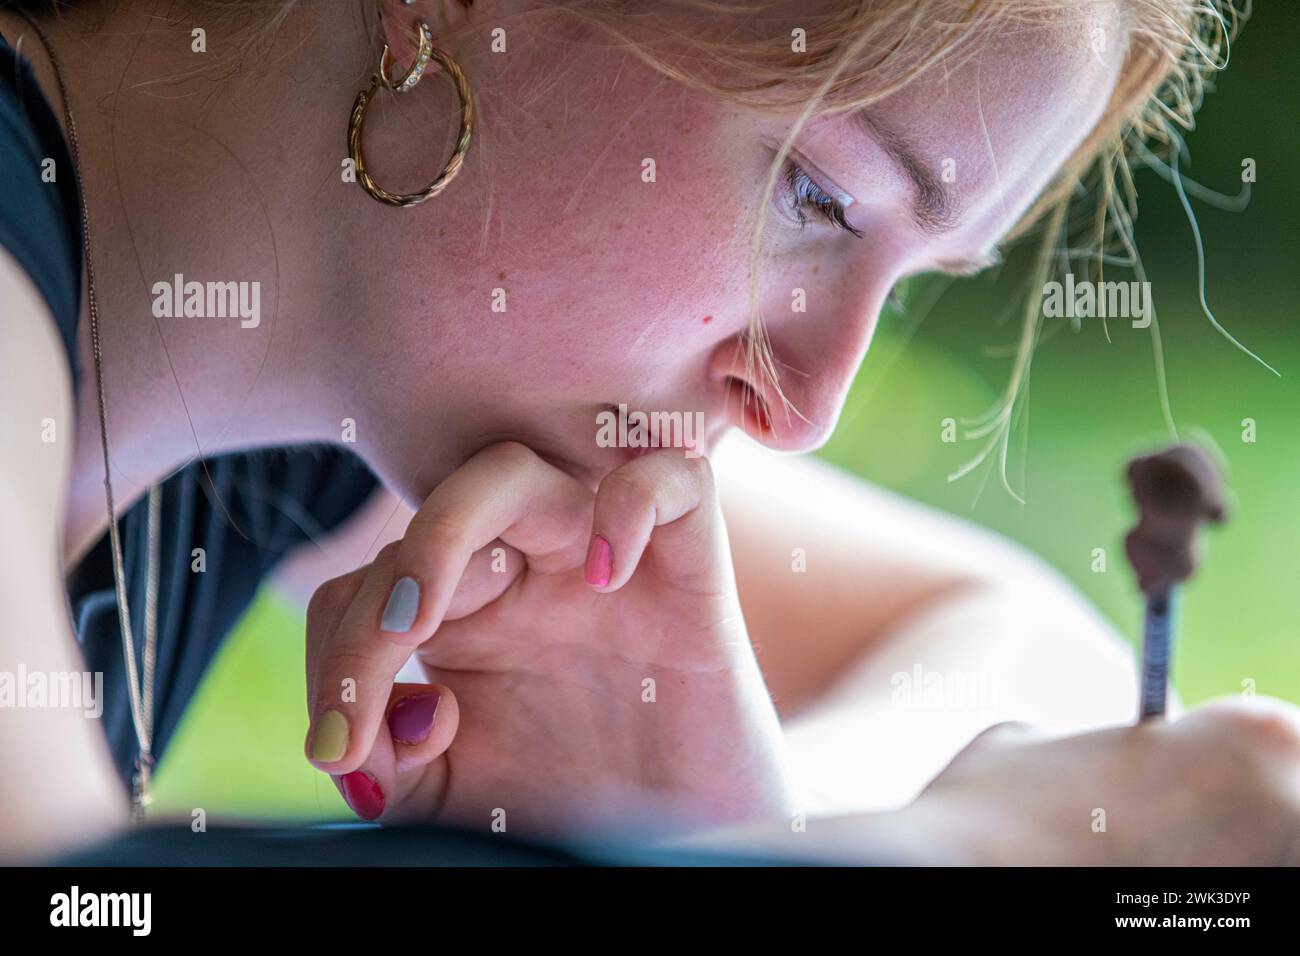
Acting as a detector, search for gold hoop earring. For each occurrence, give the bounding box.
[348,21,474,207]
[380,17,435,92]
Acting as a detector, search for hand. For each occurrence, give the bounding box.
[303,441,795,838]
[672,697,1300,864]
[912,697,1300,865]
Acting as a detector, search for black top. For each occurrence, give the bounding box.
[0,27,380,788]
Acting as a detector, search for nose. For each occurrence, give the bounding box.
[707,288,885,453]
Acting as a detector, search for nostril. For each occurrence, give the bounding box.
[724,376,773,436]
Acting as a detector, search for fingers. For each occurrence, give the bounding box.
[331,683,460,822]
[443,540,526,621]
[304,542,410,772]
[303,561,373,718]
[308,443,732,794]
[585,449,729,594]
[306,442,590,776]
[377,441,592,646]
[305,540,491,776]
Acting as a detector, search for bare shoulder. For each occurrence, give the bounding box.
[0,252,131,856]
[0,247,74,541]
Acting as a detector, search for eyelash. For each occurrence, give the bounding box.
[781,162,864,239]
[780,161,905,310]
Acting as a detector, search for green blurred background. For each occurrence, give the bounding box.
[153,3,1299,819]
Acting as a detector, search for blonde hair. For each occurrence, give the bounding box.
[555,0,1250,498]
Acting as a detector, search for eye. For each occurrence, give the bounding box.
[780,161,863,238]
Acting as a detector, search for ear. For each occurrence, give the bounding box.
[377,0,476,67]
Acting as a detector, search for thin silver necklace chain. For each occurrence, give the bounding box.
[15,11,160,820]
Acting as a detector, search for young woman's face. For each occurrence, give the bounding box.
[366,4,1125,502]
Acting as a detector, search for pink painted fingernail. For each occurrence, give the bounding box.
[339,770,385,821]
[585,534,613,587]
[388,692,440,744]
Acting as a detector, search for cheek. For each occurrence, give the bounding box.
[484,97,761,379]
[594,169,753,343]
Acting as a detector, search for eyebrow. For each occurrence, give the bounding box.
[853,110,962,235]
[853,109,1004,278]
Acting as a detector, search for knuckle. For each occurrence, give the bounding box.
[306,574,356,626]
[684,452,716,496]
[599,470,654,514]
[682,448,713,475]
[373,540,403,567]
[305,591,330,628]
[1191,699,1300,765]
[1225,702,1300,752]
[409,509,471,556]
[483,439,536,471]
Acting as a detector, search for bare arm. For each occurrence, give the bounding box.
[714,432,1135,725]
[667,697,1300,865]
[0,250,125,860]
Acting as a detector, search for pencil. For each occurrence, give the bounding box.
[1138,588,1178,720]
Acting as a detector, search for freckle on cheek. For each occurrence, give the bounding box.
[702,315,713,325]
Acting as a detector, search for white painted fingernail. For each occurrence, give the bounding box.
[381,576,420,632]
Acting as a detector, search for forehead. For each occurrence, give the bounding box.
[837,3,1127,253]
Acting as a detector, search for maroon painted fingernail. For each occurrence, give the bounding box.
[339,770,385,820]
[388,692,441,744]
[585,534,613,587]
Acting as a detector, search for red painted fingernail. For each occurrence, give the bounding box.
[585,534,613,587]
[339,770,385,821]
[388,692,441,744]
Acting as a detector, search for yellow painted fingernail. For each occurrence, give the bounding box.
[309,709,349,763]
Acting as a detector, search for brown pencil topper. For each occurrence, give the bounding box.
[1124,444,1227,598]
